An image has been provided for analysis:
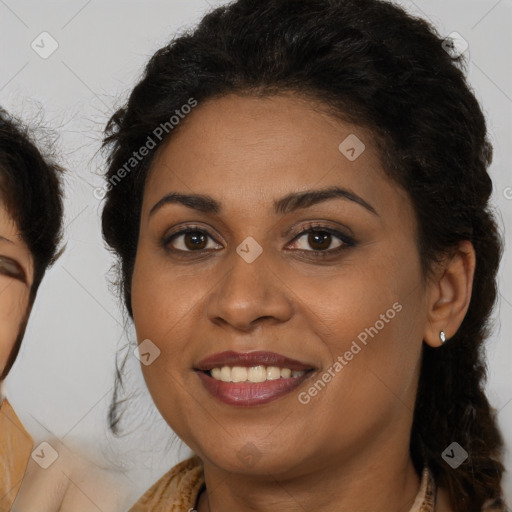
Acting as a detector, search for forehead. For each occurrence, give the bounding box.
[143,93,411,221]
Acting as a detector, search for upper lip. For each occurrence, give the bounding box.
[195,351,315,372]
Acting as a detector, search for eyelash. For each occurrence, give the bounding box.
[162,222,356,259]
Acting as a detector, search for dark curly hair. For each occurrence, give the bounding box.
[100,0,506,509]
[0,107,65,379]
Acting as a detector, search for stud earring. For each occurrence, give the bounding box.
[440,331,446,344]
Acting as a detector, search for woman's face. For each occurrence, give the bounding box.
[0,204,33,377]
[131,93,432,477]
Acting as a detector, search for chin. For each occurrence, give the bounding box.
[196,438,308,479]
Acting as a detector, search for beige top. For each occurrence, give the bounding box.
[0,399,33,511]
[128,455,437,512]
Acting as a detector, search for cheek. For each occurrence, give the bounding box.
[130,246,205,393]
[298,240,425,393]
[131,252,202,344]
[131,249,205,426]
[298,242,421,338]
[0,280,30,372]
[286,248,425,454]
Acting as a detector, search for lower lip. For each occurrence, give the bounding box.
[196,370,314,406]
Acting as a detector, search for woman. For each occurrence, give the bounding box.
[101,0,507,510]
[0,107,64,510]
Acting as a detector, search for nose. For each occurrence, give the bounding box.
[205,247,294,331]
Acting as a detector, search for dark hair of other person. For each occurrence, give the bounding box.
[0,107,64,380]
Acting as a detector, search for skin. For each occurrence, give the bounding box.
[0,205,33,378]
[131,93,475,512]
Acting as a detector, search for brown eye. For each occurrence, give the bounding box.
[306,231,333,251]
[293,230,342,252]
[183,231,208,250]
[0,255,26,282]
[163,227,221,253]
[288,226,355,256]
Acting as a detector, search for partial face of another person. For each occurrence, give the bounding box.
[0,204,33,376]
[131,93,433,477]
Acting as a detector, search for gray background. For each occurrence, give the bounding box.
[1,0,511,508]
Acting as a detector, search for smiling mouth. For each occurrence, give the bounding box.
[196,367,315,406]
[205,365,308,382]
[194,350,316,406]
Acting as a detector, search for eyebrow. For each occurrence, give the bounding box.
[149,185,378,218]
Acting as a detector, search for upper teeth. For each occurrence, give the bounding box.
[210,366,306,383]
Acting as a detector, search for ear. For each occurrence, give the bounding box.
[423,240,476,348]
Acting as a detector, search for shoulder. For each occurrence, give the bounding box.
[0,399,33,510]
[129,455,205,512]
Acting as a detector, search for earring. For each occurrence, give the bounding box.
[440,331,446,344]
